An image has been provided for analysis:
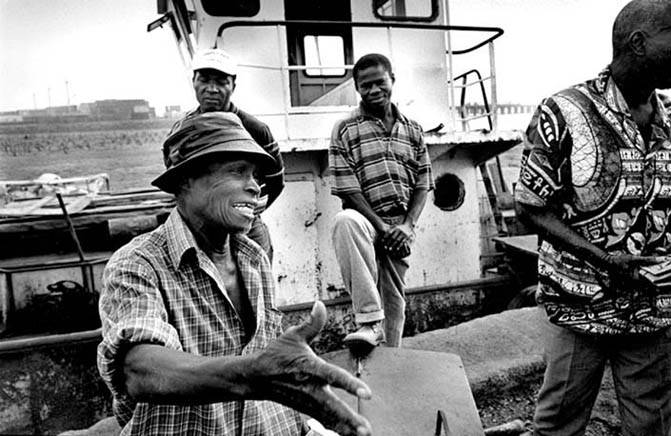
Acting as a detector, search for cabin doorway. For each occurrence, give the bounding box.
[284,0,356,107]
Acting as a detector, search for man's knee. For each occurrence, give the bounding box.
[333,209,370,237]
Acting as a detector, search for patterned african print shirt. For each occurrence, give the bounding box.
[329,103,434,222]
[97,209,302,435]
[515,67,671,335]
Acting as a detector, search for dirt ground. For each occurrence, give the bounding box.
[476,372,622,436]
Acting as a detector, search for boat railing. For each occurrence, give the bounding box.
[216,20,503,133]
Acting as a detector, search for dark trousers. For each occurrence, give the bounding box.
[533,319,671,436]
[246,215,273,264]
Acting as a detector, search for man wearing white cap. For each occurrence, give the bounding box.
[170,48,284,263]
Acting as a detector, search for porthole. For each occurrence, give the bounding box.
[433,172,465,211]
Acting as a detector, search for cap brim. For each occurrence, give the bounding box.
[151,139,276,193]
[192,61,238,77]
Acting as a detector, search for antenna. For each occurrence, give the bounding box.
[33,93,37,109]
[65,80,71,105]
[47,87,52,108]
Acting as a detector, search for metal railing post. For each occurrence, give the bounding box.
[276,25,291,138]
[443,0,457,131]
[488,41,498,131]
[386,26,394,66]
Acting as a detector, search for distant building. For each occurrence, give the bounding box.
[78,99,156,120]
[0,110,22,123]
[1,99,159,124]
[164,105,182,119]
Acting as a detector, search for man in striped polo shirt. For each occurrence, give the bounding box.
[329,53,434,348]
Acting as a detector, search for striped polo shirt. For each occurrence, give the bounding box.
[329,103,434,222]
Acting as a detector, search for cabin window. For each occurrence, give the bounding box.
[303,36,346,77]
[201,0,260,17]
[284,0,355,107]
[373,0,438,22]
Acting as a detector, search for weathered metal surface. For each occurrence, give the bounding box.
[324,347,485,436]
[0,341,110,435]
[0,253,108,335]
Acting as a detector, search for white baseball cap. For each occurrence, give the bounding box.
[191,48,238,76]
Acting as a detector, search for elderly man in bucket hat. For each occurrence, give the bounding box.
[170,48,284,263]
[97,112,372,436]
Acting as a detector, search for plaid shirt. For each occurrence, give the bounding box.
[97,209,302,435]
[515,67,671,335]
[169,104,284,214]
[329,103,434,222]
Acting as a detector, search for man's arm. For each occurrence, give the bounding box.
[514,97,660,290]
[382,126,433,254]
[262,171,284,208]
[240,113,284,208]
[124,302,372,436]
[382,187,429,253]
[516,202,660,290]
[329,121,390,236]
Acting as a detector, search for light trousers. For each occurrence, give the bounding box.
[332,209,409,347]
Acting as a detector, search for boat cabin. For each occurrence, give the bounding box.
[148,0,523,305]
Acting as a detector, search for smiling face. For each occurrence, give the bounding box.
[193,69,236,112]
[179,157,260,235]
[354,65,394,113]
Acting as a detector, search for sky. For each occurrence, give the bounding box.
[0,0,639,114]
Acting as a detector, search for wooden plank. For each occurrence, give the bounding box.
[324,348,484,436]
[0,209,171,234]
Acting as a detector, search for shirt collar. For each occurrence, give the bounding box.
[164,208,263,269]
[598,66,671,136]
[357,101,407,124]
[194,102,237,115]
[164,208,199,268]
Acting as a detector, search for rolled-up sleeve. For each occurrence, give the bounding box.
[514,97,571,209]
[97,253,182,420]
[413,132,434,192]
[329,121,361,196]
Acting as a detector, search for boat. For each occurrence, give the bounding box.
[0,0,536,433]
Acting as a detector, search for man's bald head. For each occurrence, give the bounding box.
[612,0,671,57]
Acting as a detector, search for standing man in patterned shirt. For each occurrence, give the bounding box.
[515,1,671,434]
[170,48,284,262]
[329,53,434,348]
[98,112,372,436]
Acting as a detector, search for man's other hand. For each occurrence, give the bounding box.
[381,222,414,252]
[247,301,373,436]
[604,253,665,281]
[593,254,666,299]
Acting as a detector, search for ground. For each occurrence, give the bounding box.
[476,372,622,436]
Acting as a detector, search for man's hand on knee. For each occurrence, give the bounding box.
[381,223,414,252]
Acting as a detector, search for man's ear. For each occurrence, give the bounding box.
[390,73,396,84]
[628,30,647,56]
[231,76,237,92]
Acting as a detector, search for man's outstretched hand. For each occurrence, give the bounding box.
[246,301,373,436]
